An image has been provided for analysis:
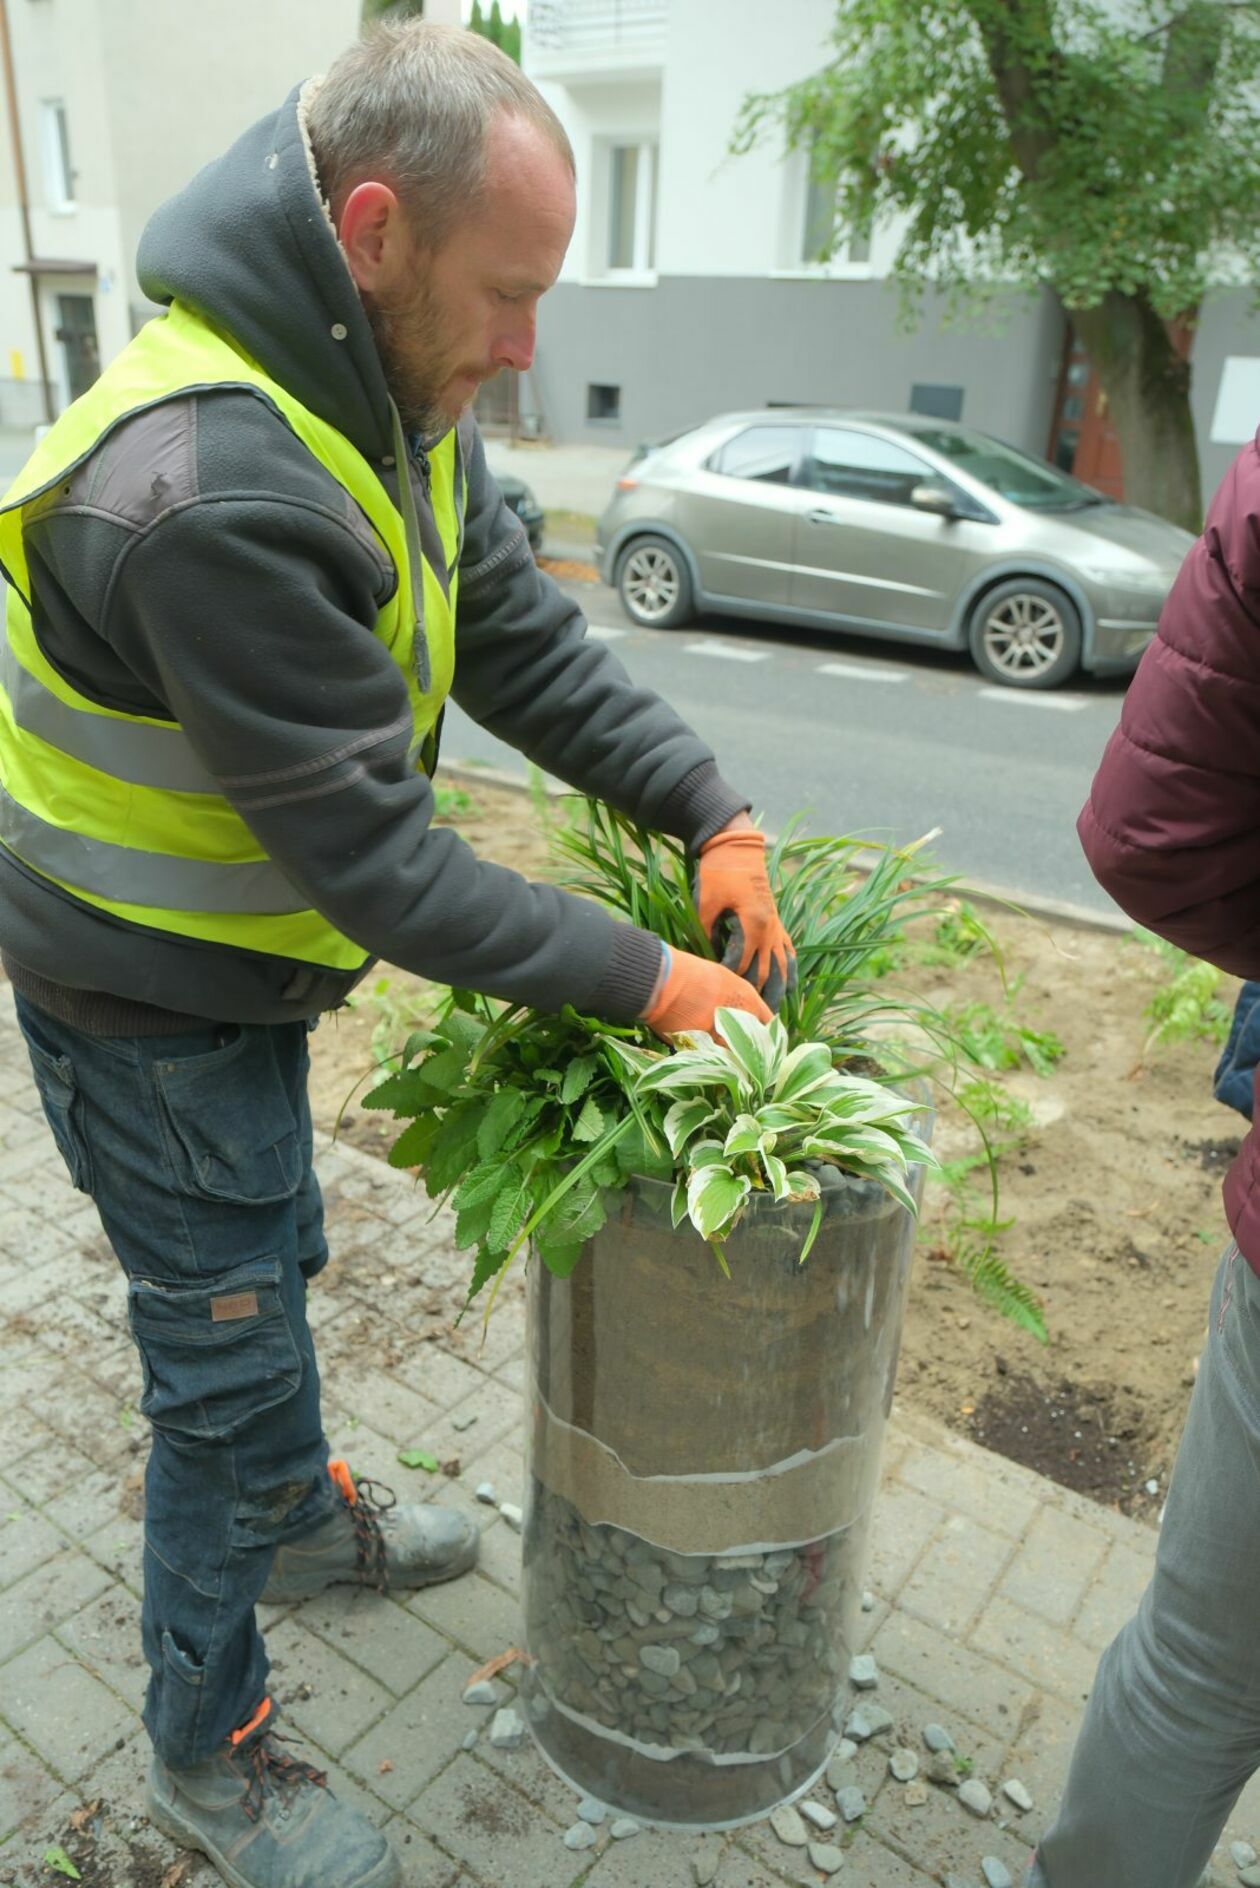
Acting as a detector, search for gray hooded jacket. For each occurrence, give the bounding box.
[0,82,748,1032]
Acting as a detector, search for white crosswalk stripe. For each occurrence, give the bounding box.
[685,639,772,663]
[977,687,1088,711]
[816,660,909,684]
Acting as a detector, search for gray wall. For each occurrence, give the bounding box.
[532,277,1067,460]
[1191,289,1260,506]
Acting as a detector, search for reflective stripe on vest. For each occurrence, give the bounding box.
[0,301,461,970]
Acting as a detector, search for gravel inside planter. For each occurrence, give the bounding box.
[521,1155,926,1828]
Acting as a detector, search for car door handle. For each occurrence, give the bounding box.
[806,507,843,525]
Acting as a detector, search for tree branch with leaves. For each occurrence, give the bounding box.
[733,0,1260,527]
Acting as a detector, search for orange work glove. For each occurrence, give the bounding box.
[693,819,796,1011]
[641,945,772,1039]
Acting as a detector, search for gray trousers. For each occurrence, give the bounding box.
[1028,1242,1260,1888]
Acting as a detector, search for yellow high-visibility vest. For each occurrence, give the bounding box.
[0,300,460,970]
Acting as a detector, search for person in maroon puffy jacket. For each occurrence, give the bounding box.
[1026,437,1260,1887]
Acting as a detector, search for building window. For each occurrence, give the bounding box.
[587,383,621,423]
[39,100,75,212]
[603,140,657,275]
[909,383,964,423]
[800,142,870,267]
[54,293,99,403]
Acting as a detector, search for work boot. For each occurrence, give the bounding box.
[261,1459,478,1604]
[146,1697,399,1888]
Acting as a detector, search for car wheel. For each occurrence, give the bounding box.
[967,578,1082,689]
[617,535,694,629]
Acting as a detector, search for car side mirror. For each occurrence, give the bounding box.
[910,481,961,520]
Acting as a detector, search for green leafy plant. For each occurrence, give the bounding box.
[608,1007,937,1261]
[347,974,436,1072]
[432,783,476,820]
[956,1077,1034,1139]
[366,798,1045,1332]
[945,999,1065,1079]
[913,900,995,969]
[1132,929,1230,1057]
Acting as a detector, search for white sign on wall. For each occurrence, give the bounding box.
[1211,357,1260,445]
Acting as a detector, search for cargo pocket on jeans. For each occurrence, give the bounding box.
[24,1037,93,1194]
[127,1256,302,1442]
[154,1026,301,1204]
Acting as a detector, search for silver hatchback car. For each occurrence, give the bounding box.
[596,409,1195,689]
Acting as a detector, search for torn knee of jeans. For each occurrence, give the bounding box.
[237,1477,314,1537]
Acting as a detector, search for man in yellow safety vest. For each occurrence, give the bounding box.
[0,20,794,1888]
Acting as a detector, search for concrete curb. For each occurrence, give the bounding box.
[437,758,1132,940]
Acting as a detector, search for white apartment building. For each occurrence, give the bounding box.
[0,0,365,427]
[521,0,1260,504]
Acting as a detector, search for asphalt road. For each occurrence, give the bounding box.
[441,579,1134,920]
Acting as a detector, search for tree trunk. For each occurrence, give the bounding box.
[1067,290,1203,530]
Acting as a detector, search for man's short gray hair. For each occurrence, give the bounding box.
[308,20,574,252]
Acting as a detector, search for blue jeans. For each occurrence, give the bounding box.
[16,996,338,1767]
[1213,980,1260,1119]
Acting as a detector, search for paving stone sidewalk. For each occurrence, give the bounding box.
[0,985,1251,1888]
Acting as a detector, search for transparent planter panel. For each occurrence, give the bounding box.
[520,1152,926,1829]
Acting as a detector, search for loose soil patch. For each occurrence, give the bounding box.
[306,779,1241,1523]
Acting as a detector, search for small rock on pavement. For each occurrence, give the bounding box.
[924,1723,956,1752]
[610,1818,641,1840]
[801,1799,837,1832]
[462,1679,499,1706]
[890,1746,920,1782]
[808,1842,844,1877]
[564,1823,597,1851]
[577,1797,607,1825]
[769,1804,809,1847]
[837,1785,867,1824]
[1239,1869,1260,1888]
[692,1843,721,1886]
[959,1778,993,1819]
[862,1589,875,1611]
[1002,1777,1034,1812]
[489,1707,525,1750]
[848,1653,880,1689]
[845,1707,880,1742]
[461,1730,478,1751]
[826,1740,858,1788]
[927,1750,960,1787]
[982,1860,1014,1888]
[904,1781,929,1808]
[498,1502,523,1532]
[1233,1842,1258,1869]
[451,1410,479,1432]
[475,1482,497,1505]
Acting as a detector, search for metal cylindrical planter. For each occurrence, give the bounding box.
[520,1153,926,1829]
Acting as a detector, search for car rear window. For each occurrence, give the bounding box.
[709,426,801,484]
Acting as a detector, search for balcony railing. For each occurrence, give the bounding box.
[528,0,667,58]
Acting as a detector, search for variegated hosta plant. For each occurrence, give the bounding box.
[608,1007,936,1265]
[364,796,1046,1333]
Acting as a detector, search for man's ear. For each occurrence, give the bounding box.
[337,180,407,294]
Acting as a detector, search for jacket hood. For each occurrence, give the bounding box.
[136,81,395,465]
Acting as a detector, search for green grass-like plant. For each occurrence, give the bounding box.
[365,798,1046,1335]
[1132,929,1231,1057]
